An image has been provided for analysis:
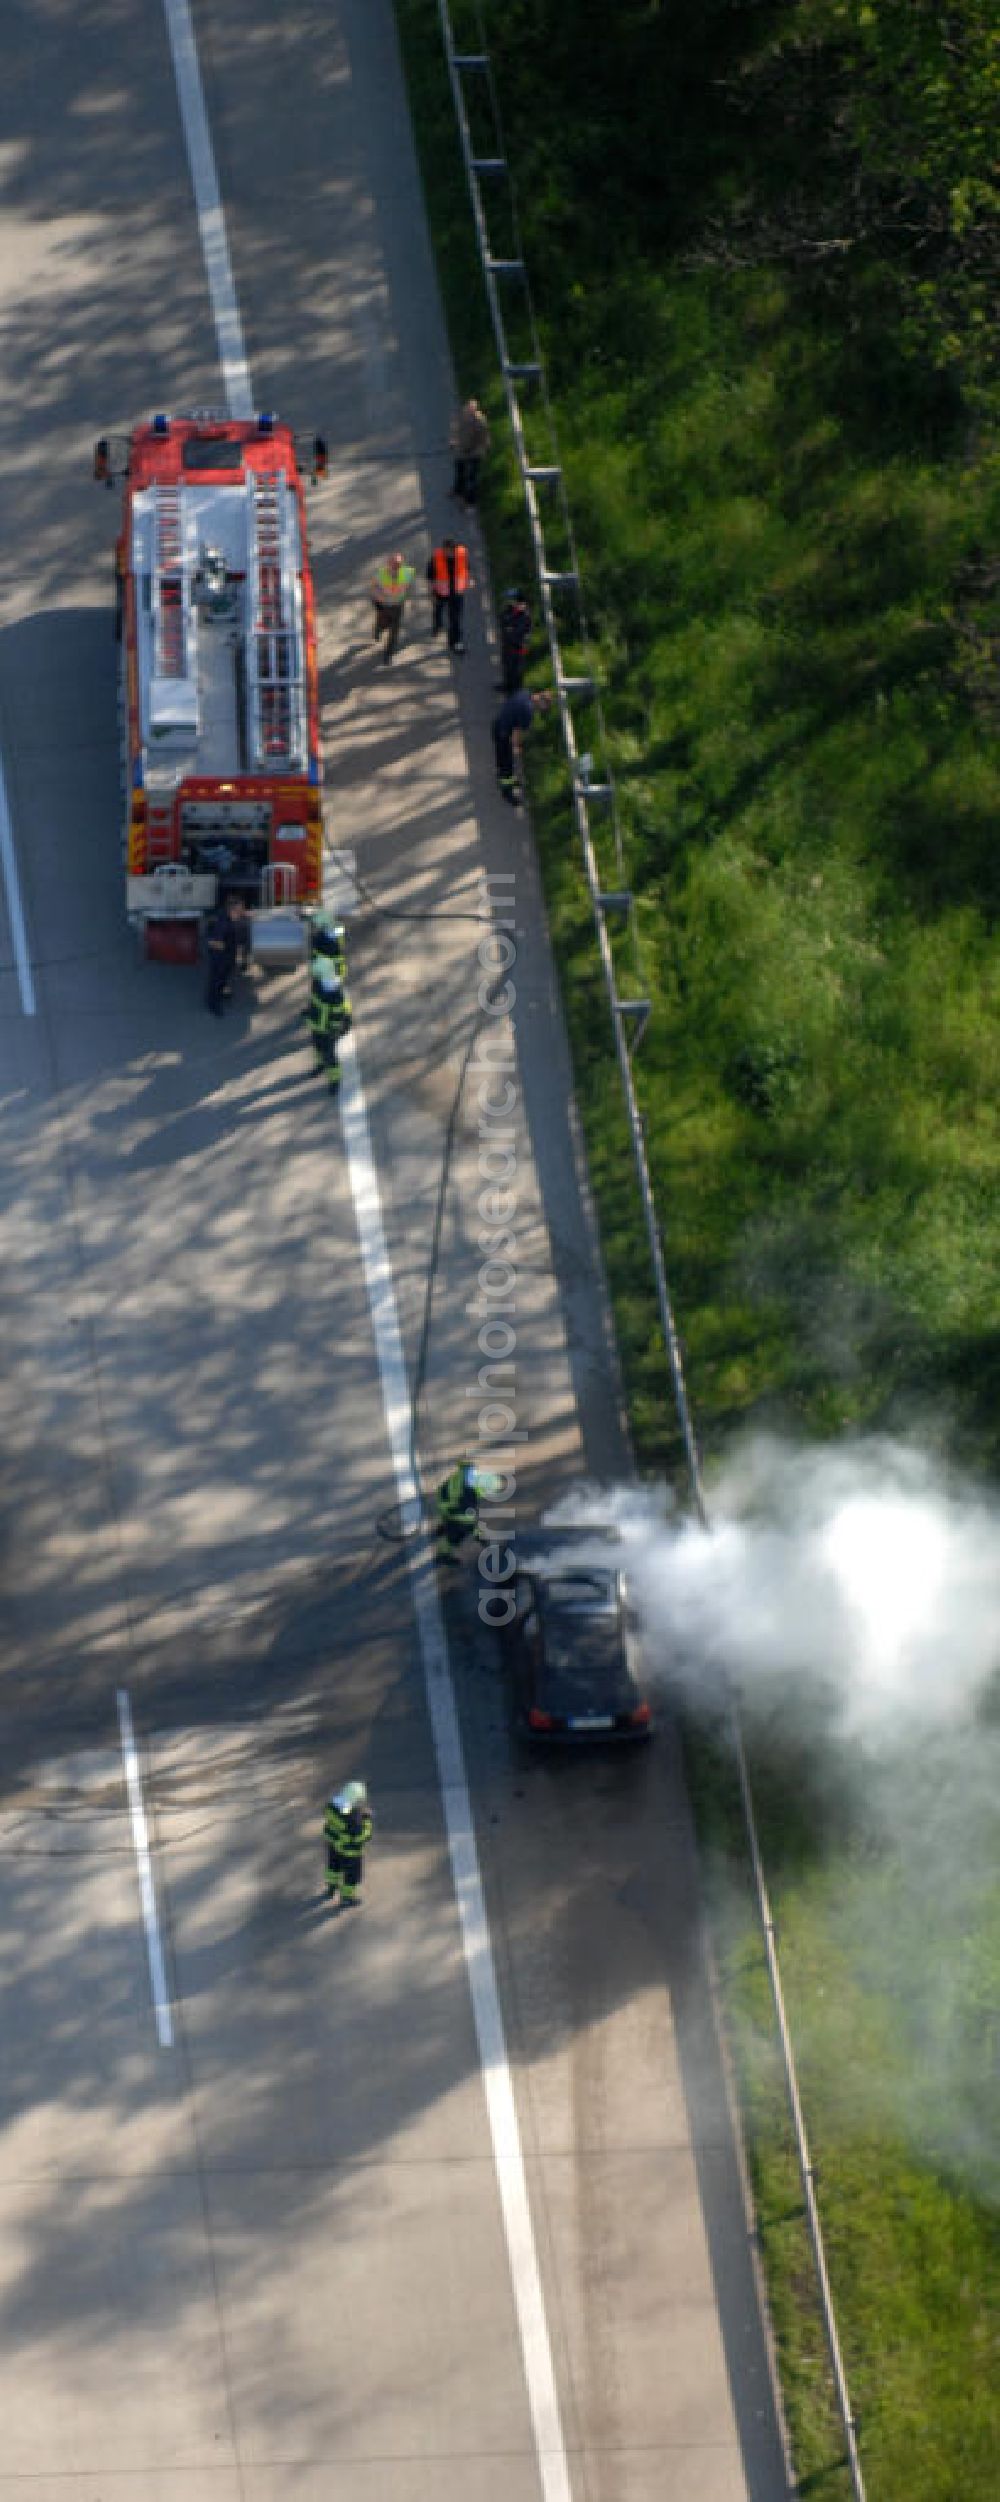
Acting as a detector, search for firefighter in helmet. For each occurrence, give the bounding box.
[435,1463,503,1564]
[307,961,352,1091]
[310,912,347,979]
[324,1779,374,1907]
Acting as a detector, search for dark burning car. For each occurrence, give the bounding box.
[502,1526,652,1743]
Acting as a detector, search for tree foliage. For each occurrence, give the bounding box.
[705,1,1000,399]
[481,0,1000,408]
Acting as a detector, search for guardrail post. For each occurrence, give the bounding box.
[615,997,651,1054]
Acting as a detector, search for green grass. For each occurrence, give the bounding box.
[690,1707,1000,2494]
[542,270,1000,1462]
[400,8,1000,1474]
[391,2,1000,2490]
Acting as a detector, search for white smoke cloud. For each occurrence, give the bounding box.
[544,1439,1000,2199]
[549,1436,1000,1735]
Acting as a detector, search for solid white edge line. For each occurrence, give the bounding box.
[0,748,35,1016]
[161,0,254,417]
[117,1688,173,2049]
[339,1038,573,2502]
[165,9,572,2481]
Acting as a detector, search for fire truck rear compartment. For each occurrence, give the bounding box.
[181,802,270,902]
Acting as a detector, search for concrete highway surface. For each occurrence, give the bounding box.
[0,4,790,2497]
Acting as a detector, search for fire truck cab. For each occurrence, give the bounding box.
[94,410,328,965]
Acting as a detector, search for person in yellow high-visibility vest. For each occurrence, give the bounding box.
[368,551,415,664]
[435,1463,503,1565]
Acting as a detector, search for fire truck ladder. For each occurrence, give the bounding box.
[247,472,305,771]
[151,484,194,682]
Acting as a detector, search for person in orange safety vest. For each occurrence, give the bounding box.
[426,538,470,655]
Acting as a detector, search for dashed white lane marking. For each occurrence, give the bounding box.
[117,1688,173,2048]
[0,746,35,1015]
[163,0,573,2483]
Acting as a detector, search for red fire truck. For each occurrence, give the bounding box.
[94,410,328,964]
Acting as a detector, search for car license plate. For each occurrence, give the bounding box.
[568,1713,613,1731]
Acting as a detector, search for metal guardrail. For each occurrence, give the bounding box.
[431,6,868,2496]
[435,8,705,1499]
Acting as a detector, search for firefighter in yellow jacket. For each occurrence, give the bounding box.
[324,1780,373,1907]
[310,911,347,980]
[307,962,352,1091]
[435,1463,502,1564]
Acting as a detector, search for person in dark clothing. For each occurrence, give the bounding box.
[426,538,470,653]
[490,689,552,807]
[230,897,252,971]
[324,1781,373,1906]
[449,397,490,508]
[204,893,238,1014]
[498,589,532,695]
